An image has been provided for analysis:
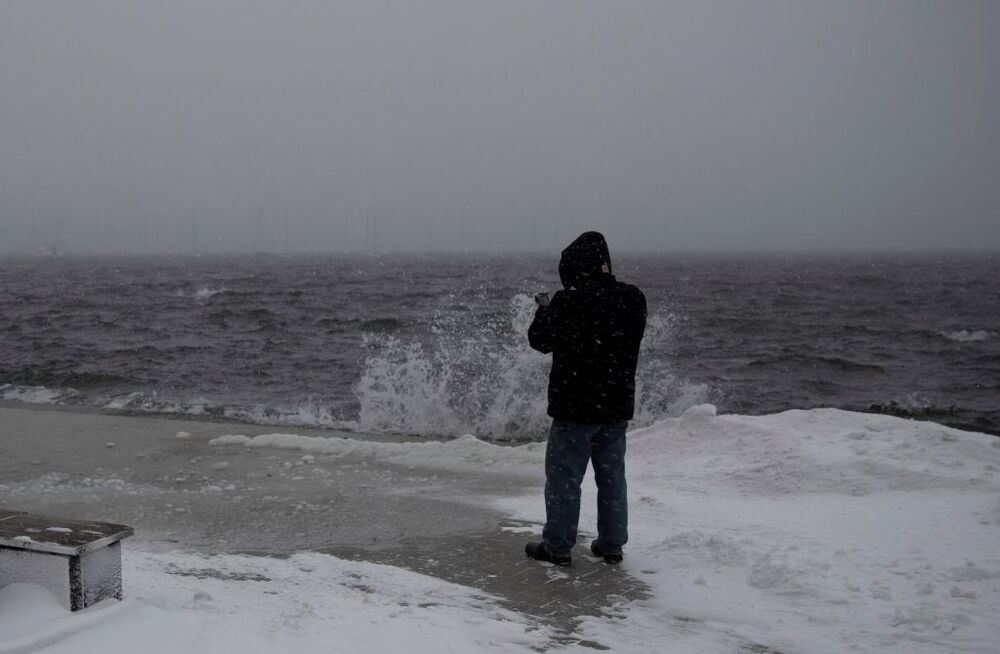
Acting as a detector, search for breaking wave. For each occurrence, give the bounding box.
[354,294,709,440]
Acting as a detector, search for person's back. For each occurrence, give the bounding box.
[528,236,646,424]
[525,231,646,566]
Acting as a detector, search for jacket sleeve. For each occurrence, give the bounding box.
[527,292,567,354]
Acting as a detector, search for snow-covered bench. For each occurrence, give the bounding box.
[0,508,133,611]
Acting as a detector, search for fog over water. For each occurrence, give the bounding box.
[1,1,998,254]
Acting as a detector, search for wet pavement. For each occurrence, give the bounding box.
[330,524,652,649]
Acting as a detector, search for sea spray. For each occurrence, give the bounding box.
[355,294,549,440]
[632,313,711,426]
[355,294,708,440]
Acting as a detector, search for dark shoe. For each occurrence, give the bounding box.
[525,542,572,566]
[590,541,623,564]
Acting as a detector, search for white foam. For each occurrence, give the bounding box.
[220,397,345,430]
[192,287,225,301]
[940,329,992,343]
[0,384,66,405]
[102,392,210,416]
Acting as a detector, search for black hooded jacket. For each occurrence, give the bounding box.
[528,232,647,424]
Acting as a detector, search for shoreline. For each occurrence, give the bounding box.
[0,400,430,443]
[3,395,996,440]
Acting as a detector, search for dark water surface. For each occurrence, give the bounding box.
[1,253,997,438]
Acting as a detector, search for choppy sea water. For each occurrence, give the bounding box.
[1,253,997,439]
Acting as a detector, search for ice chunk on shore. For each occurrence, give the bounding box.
[207,434,250,446]
[209,432,545,473]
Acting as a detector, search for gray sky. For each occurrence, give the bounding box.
[1,0,998,254]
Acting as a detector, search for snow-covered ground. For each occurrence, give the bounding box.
[2,406,998,653]
[0,550,553,654]
[501,406,1000,653]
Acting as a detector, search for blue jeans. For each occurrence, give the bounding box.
[542,419,628,556]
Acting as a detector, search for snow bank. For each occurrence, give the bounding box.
[501,405,1000,653]
[627,404,999,496]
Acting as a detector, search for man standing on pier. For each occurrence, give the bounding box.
[526,231,647,566]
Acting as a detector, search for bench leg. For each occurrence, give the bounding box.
[69,541,123,611]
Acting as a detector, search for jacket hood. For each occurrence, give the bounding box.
[559,231,612,289]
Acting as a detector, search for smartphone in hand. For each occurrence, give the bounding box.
[534,292,551,307]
